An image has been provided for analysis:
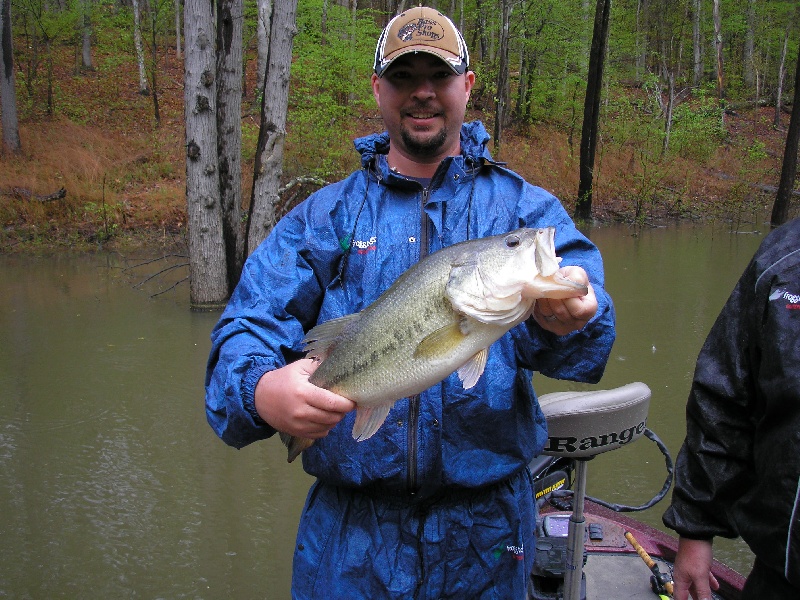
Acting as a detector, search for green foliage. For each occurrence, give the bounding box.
[506,0,592,126]
[242,120,260,165]
[668,86,727,163]
[82,198,121,242]
[747,140,768,161]
[601,90,674,220]
[4,0,797,236]
[286,0,381,179]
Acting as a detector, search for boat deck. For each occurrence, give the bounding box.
[585,553,676,599]
[535,504,742,600]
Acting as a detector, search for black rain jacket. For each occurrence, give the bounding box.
[663,218,800,587]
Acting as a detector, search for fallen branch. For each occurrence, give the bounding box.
[150,276,189,298]
[278,176,327,196]
[752,183,800,198]
[275,176,328,216]
[4,187,67,202]
[132,261,189,289]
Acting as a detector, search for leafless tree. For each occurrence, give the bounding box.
[0,0,20,154]
[246,0,298,256]
[132,0,149,94]
[184,0,228,308]
[771,48,800,228]
[575,0,611,221]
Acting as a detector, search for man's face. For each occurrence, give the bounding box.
[372,54,475,165]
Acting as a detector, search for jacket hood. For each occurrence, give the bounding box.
[354,120,494,169]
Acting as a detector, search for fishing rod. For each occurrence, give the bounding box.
[624,530,675,598]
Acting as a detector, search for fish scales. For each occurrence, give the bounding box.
[309,248,469,400]
[281,228,590,462]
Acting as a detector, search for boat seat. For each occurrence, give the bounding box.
[539,382,651,459]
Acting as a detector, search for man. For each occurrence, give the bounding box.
[206,7,615,599]
[663,218,800,600]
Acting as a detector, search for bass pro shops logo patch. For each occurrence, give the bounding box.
[397,17,446,43]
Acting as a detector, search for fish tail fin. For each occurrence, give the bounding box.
[279,432,314,463]
[352,403,393,442]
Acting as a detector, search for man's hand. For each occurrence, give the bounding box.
[533,266,597,335]
[254,359,356,438]
[672,537,720,600]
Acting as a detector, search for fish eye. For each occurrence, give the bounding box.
[505,235,521,248]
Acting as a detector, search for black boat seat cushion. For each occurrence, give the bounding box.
[539,382,651,459]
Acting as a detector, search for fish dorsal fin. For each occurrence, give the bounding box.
[352,403,393,442]
[457,348,488,389]
[413,322,468,360]
[302,313,361,360]
[446,260,530,325]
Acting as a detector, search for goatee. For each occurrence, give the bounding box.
[400,126,448,158]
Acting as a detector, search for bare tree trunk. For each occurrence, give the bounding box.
[133,0,149,94]
[246,0,298,256]
[743,0,755,90]
[774,29,788,128]
[713,0,723,99]
[493,0,511,156]
[662,70,675,157]
[46,41,54,115]
[771,47,800,228]
[216,0,244,290]
[149,6,161,126]
[0,0,21,154]
[175,0,182,58]
[256,0,272,97]
[474,0,487,62]
[575,0,611,222]
[581,0,591,74]
[693,0,702,86]
[348,0,357,105]
[184,0,228,308]
[635,0,645,82]
[81,0,93,70]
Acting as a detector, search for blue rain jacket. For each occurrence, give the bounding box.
[205,121,615,599]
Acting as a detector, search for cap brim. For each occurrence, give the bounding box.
[375,46,467,77]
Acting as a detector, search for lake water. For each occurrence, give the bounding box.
[0,222,769,598]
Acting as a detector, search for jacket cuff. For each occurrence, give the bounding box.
[242,359,276,429]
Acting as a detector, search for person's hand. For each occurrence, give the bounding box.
[533,266,597,335]
[254,359,356,439]
[672,537,720,600]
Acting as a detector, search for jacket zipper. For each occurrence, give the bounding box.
[408,187,431,495]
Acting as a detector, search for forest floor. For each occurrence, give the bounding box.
[0,43,797,254]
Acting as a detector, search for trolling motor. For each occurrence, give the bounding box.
[530,382,653,600]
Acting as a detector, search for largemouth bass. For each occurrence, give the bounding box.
[281,227,588,462]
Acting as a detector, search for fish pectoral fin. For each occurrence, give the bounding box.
[352,403,393,442]
[302,313,361,360]
[413,323,467,360]
[279,432,314,463]
[457,348,488,389]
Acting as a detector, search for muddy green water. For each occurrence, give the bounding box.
[0,222,767,598]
